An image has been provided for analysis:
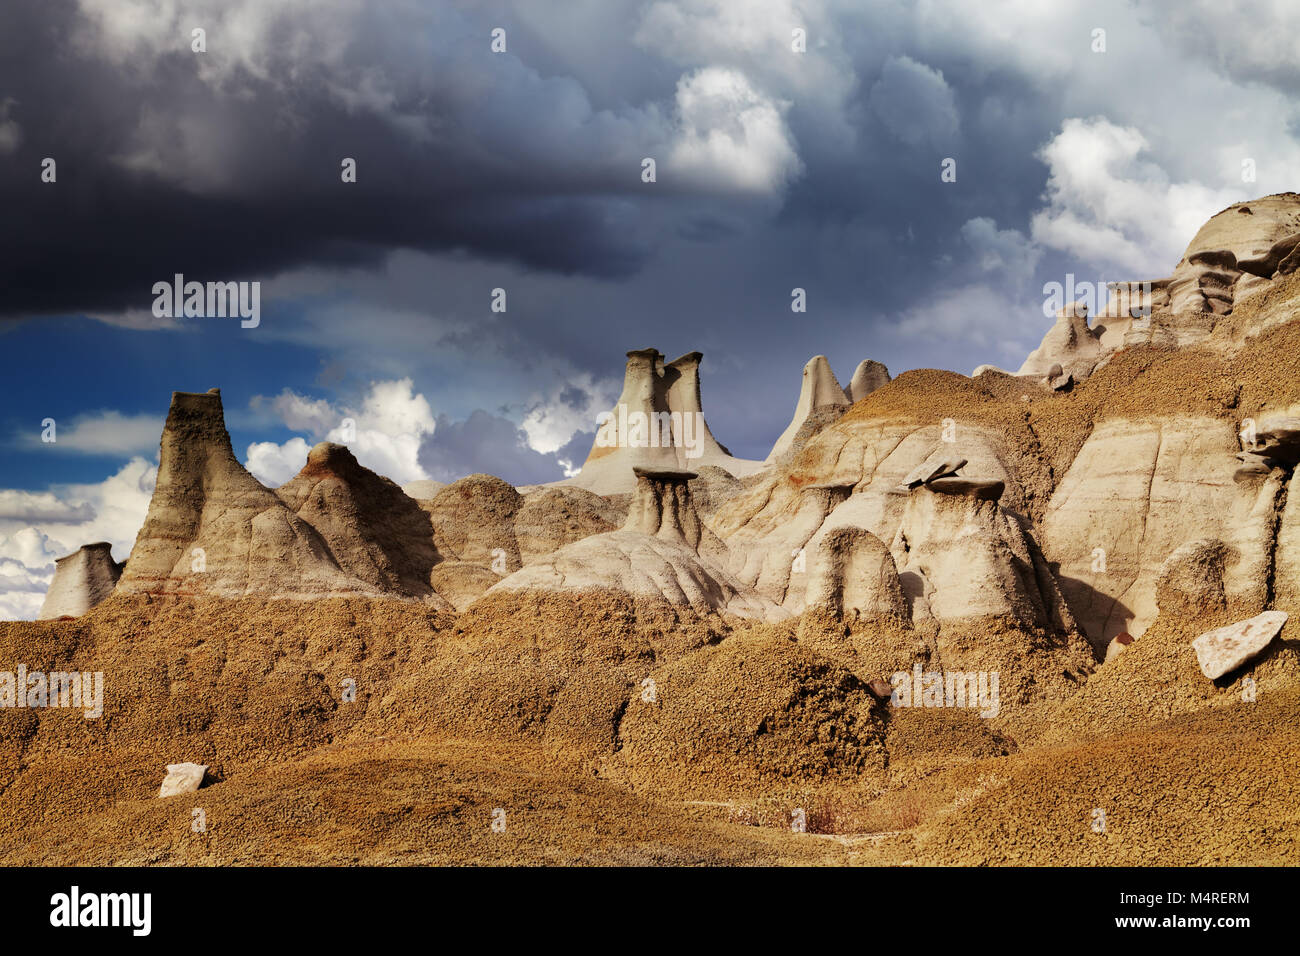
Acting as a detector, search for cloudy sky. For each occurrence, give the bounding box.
[2,0,1298,617]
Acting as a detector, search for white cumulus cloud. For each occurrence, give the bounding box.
[21,410,164,456]
[667,67,803,194]
[0,458,157,621]
[1030,117,1248,275]
[245,379,436,486]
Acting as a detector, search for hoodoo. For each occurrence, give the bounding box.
[37,542,122,619]
[568,348,763,494]
[489,463,780,619]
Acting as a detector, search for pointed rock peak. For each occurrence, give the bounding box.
[846,360,890,402]
[802,355,851,405]
[276,443,440,596]
[625,466,705,548]
[765,355,851,464]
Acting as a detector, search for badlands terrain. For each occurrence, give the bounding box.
[4,196,1300,865]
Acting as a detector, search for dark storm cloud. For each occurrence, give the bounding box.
[5,0,1292,417]
[0,0,1066,327]
[419,410,569,486]
[0,0,694,318]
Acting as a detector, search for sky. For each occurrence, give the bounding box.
[2,0,1299,618]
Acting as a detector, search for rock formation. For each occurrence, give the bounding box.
[1016,301,1102,380]
[890,476,1070,629]
[37,543,122,620]
[487,466,781,619]
[846,359,891,402]
[803,527,906,621]
[1192,611,1289,680]
[276,442,440,596]
[117,389,382,600]
[715,403,1024,619]
[1016,193,1300,386]
[1040,417,1282,649]
[568,349,763,494]
[1166,195,1300,312]
[765,355,851,464]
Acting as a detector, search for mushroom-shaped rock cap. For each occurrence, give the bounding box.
[631,466,698,481]
[67,541,115,558]
[925,476,1006,501]
[625,467,707,548]
[901,453,967,490]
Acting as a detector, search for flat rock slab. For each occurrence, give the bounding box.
[1256,417,1300,463]
[1192,611,1288,680]
[925,477,1005,501]
[158,762,208,798]
[902,456,967,489]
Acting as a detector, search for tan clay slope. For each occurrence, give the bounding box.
[909,690,1300,866]
[2,592,1296,865]
[275,442,443,599]
[0,737,865,866]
